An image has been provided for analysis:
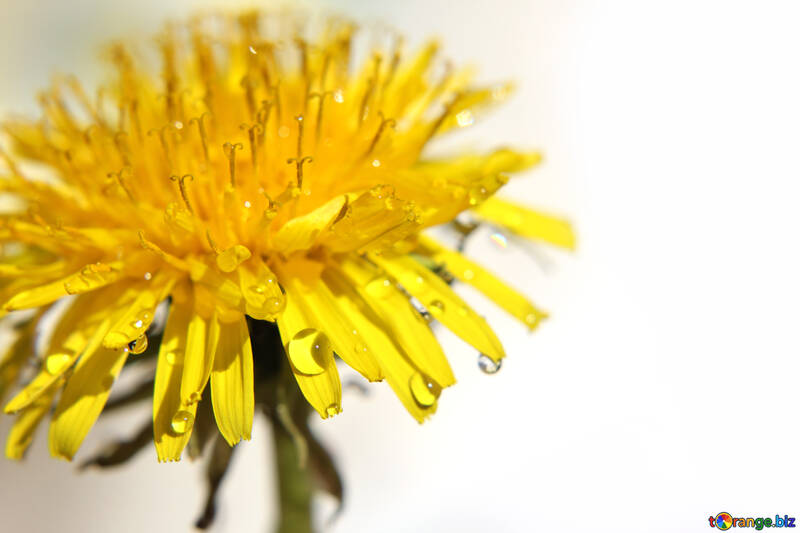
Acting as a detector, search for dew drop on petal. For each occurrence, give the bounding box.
[333,89,344,103]
[365,278,393,299]
[409,373,437,407]
[265,296,286,315]
[477,353,502,374]
[326,405,339,418]
[428,300,445,316]
[287,329,330,375]
[45,354,71,375]
[372,159,381,167]
[128,334,148,355]
[468,186,489,206]
[143,272,152,280]
[170,410,194,435]
[165,351,178,365]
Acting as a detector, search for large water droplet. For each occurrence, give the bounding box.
[287,329,330,375]
[326,405,339,418]
[409,373,438,407]
[45,354,71,375]
[365,278,393,299]
[128,334,148,355]
[170,410,195,435]
[477,354,502,374]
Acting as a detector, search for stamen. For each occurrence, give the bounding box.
[205,230,220,254]
[113,131,131,166]
[189,112,211,163]
[293,115,305,160]
[286,156,313,189]
[169,174,195,214]
[364,112,397,158]
[359,54,382,123]
[148,125,176,169]
[222,142,244,187]
[240,75,257,118]
[307,91,333,144]
[427,92,463,143]
[106,168,135,201]
[240,123,264,172]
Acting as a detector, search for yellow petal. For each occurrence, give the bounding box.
[275,266,342,419]
[323,269,440,421]
[320,188,421,254]
[472,197,576,250]
[274,259,383,382]
[372,253,505,364]
[272,195,348,254]
[5,386,57,460]
[4,291,117,414]
[179,304,219,406]
[418,235,548,329]
[0,315,40,404]
[102,274,175,348]
[48,345,129,460]
[210,315,254,446]
[3,261,124,311]
[153,296,196,462]
[336,256,455,388]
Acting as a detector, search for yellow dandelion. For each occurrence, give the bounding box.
[0,10,574,464]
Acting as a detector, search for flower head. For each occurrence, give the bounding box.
[0,10,574,462]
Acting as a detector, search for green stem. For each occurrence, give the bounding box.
[272,417,314,533]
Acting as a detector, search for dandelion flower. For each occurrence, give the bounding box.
[0,9,574,467]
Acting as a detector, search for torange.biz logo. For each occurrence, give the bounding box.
[709,512,796,530]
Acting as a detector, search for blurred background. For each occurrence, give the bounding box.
[1,1,799,532]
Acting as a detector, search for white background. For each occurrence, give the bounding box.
[1,1,799,532]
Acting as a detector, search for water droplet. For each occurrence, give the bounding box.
[165,351,178,365]
[250,284,266,294]
[287,329,330,375]
[326,405,339,418]
[490,232,508,249]
[456,109,474,127]
[189,391,202,403]
[409,373,438,407]
[462,269,475,280]
[354,341,369,354]
[249,45,257,54]
[477,354,502,374]
[525,313,538,327]
[372,159,381,167]
[244,200,252,208]
[365,278,393,299]
[170,410,195,435]
[174,120,184,129]
[143,272,152,280]
[333,89,344,103]
[265,296,286,314]
[278,125,290,138]
[45,354,71,375]
[468,186,489,206]
[128,334,148,355]
[132,319,144,329]
[428,300,445,316]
